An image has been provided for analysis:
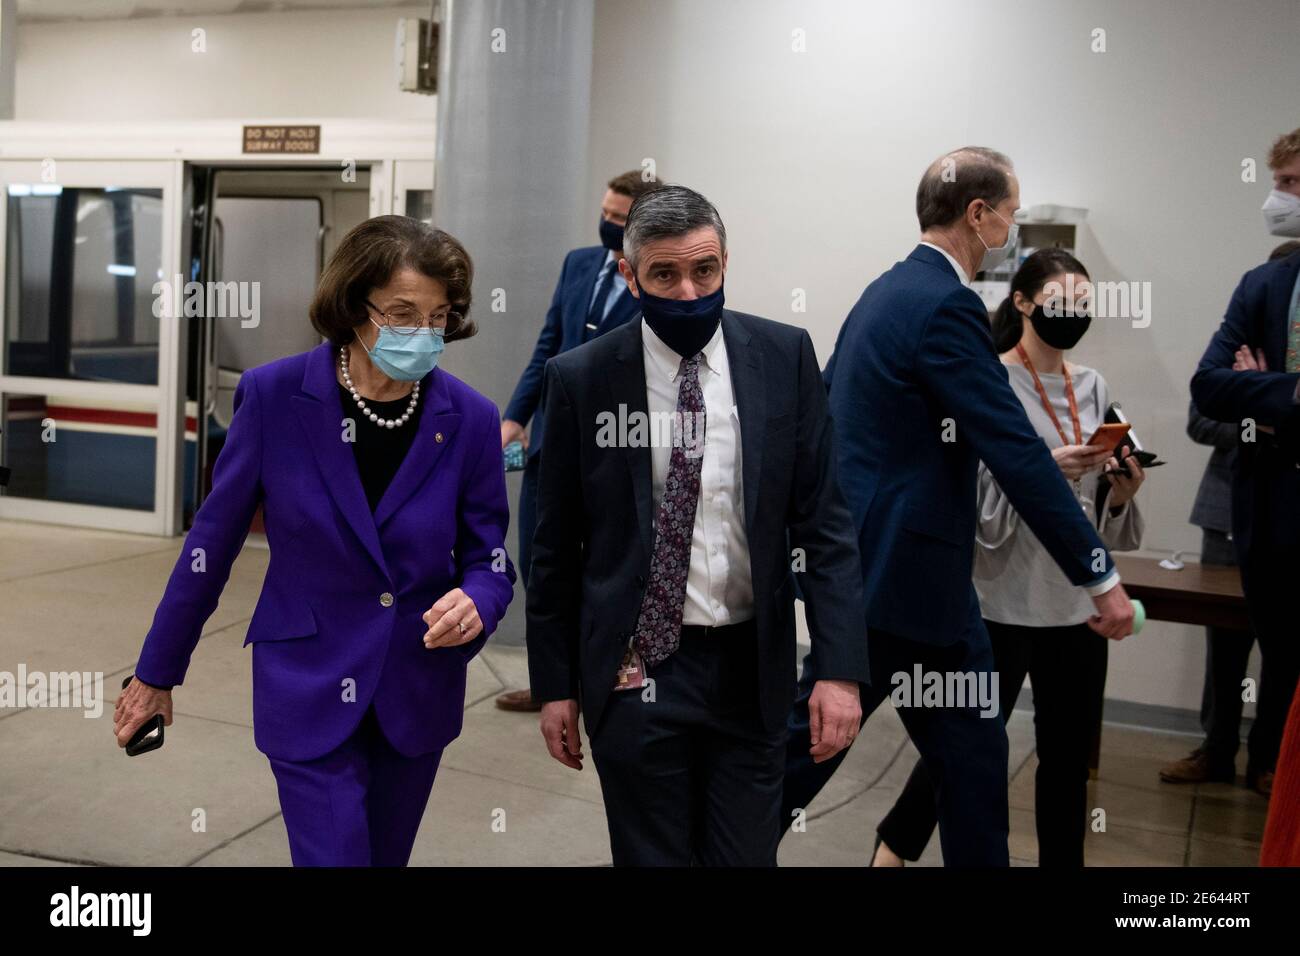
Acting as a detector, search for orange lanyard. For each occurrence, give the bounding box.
[1015,343,1081,446]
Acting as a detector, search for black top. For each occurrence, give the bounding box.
[337,381,425,512]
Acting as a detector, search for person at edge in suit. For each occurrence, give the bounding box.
[781,147,1137,868]
[869,248,1147,868]
[1161,239,1300,794]
[526,184,868,865]
[496,169,663,714]
[113,216,516,866]
[1191,127,1300,799]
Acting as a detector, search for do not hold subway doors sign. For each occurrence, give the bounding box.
[242,125,321,154]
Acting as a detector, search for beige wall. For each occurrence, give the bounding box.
[13,5,434,121]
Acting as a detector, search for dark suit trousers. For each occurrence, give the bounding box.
[875,620,1107,867]
[589,620,787,866]
[1241,556,1300,775]
[1199,529,1258,770]
[782,611,1010,867]
[517,452,540,588]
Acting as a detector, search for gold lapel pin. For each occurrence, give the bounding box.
[435,432,444,443]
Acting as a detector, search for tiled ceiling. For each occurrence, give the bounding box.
[16,1,421,23]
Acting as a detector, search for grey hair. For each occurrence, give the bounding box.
[622,184,727,268]
[916,146,1014,231]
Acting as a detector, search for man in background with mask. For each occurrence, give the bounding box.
[782,146,1136,867]
[1191,127,1300,798]
[496,170,658,713]
[525,184,868,865]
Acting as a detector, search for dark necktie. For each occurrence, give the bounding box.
[584,261,616,341]
[633,353,706,666]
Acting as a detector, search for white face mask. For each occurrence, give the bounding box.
[1262,189,1300,237]
[977,204,1019,272]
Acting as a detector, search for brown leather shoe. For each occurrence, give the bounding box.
[1159,747,1235,784]
[495,688,543,712]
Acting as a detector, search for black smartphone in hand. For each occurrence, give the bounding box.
[121,675,165,757]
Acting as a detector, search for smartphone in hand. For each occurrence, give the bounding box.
[121,675,165,757]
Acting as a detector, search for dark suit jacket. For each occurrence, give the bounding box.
[504,245,640,458]
[1190,250,1300,568]
[823,244,1114,646]
[525,310,869,736]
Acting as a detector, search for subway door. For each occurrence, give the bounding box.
[194,170,373,522]
[393,160,433,225]
[198,196,323,521]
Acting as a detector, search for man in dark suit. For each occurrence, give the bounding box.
[782,147,1136,867]
[1157,399,1256,786]
[1162,242,1299,793]
[496,170,659,712]
[1191,129,1300,795]
[526,185,868,865]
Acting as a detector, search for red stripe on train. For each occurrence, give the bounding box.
[35,404,198,432]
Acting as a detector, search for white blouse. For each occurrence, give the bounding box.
[973,361,1145,628]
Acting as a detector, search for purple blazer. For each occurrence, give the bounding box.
[135,341,516,762]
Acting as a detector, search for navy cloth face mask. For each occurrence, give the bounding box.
[636,282,724,358]
[599,218,625,252]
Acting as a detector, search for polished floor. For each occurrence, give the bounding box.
[0,519,1268,866]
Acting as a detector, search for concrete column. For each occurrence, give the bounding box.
[432,0,596,647]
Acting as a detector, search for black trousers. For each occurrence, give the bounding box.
[1241,556,1300,775]
[873,619,1107,867]
[516,452,540,588]
[1198,529,1258,771]
[783,608,1010,867]
[588,620,787,866]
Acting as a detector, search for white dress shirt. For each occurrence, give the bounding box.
[919,240,971,286]
[641,318,754,626]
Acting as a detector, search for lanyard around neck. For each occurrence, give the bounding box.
[1015,343,1081,447]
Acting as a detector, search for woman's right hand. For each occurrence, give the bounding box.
[1051,443,1112,481]
[113,677,173,749]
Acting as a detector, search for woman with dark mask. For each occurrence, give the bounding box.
[870,248,1147,867]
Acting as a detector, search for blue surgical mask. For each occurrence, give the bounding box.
[362,318,445,381]
[636,282,724,358]
[977,204,1019,273]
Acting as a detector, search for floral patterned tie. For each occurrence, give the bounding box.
[633,352,706,666]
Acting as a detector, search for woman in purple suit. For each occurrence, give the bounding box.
[113,216,516,866]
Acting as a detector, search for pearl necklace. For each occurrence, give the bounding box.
[340,345,419,429]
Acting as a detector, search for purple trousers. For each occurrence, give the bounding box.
[266,703,443,866]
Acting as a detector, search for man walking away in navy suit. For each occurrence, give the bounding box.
[782,147,1137,866]
[496,169,662,712]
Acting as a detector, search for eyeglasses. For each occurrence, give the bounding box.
[366,299,461,335]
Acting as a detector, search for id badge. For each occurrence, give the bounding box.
[612,642,647,692]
